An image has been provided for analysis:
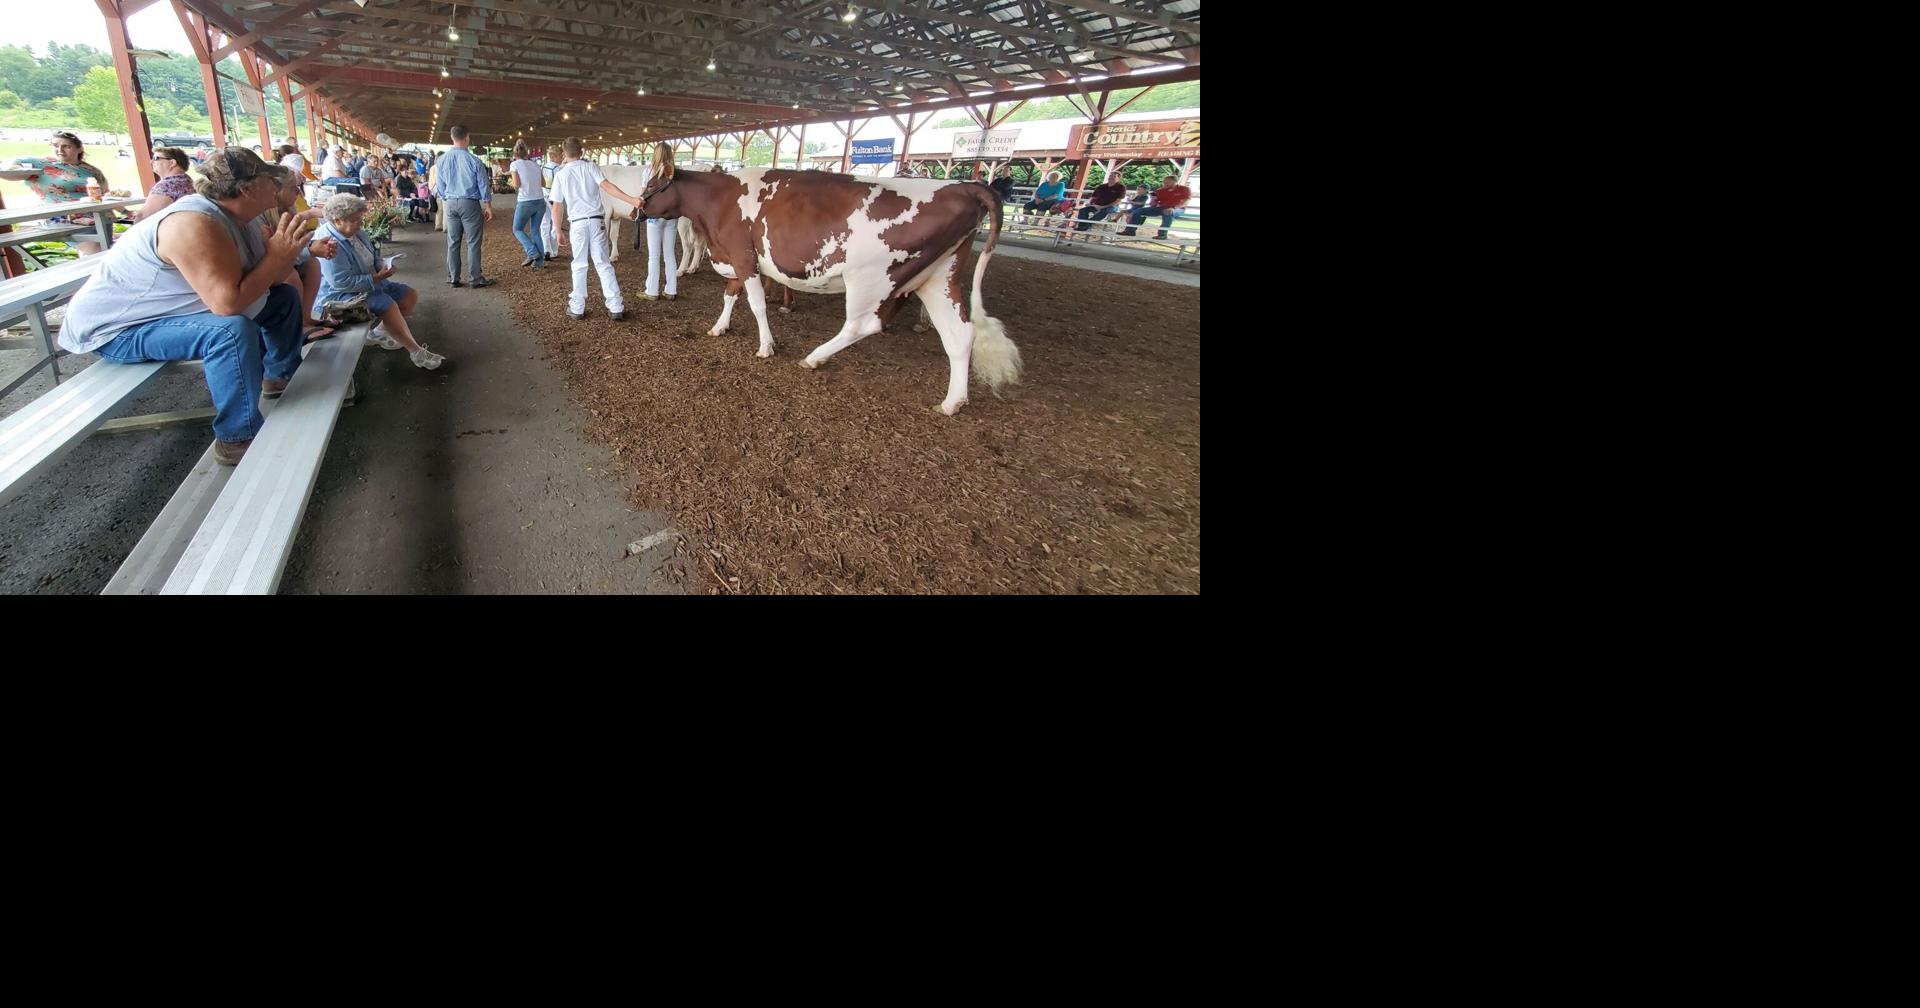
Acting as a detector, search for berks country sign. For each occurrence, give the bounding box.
[1065,118,1200,160]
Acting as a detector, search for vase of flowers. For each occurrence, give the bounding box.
[361,197,402,243]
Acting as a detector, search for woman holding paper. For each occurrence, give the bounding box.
[314,192,444,369]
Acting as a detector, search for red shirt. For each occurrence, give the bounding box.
[1150,184,1191,209]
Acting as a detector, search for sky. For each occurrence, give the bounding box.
[9,4,191,56]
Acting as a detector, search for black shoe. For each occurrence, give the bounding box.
[447,280,466,287]
[610,311,627,321]
[569,311,587,320]
[470,278,495,288]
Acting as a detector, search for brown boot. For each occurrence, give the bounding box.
[262,377,289,399]
[214,439,252,466]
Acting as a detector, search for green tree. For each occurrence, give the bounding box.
[74,65,128,133]
[0,89,22,110]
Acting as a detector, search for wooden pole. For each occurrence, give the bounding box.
[240,51,272,152]
[796,123,805,169]
[172,0,228,148]
[96,0,156,194]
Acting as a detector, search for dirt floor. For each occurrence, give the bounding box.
[491,212,1201,595]
[1,197,1199,594]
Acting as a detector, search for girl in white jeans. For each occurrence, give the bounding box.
[637,143,680,299]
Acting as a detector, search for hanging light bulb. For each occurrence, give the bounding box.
[441,66,450,78]
[563,111,569,120]
[842,3,858,23]
[707,58,717,71]
[637,86,646,95]
[587,102,593,111]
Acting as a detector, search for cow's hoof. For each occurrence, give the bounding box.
[940,399,967,416]
[913,324,928,333]
[707,329,725,338]
[798,358,817,369]
[758,347,777,359]
[777,307,791,314]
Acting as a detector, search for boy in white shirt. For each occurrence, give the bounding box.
[549,137,644,321]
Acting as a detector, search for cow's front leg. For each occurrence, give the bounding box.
[744,275,777,357]
[709,277,746,337]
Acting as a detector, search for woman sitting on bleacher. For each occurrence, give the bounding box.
[7,130,112,255]
[136,147,198,220]
[1023,171,1067,215]
[314,193,444,370]
[255,164,338,343]
[56,147,313,467]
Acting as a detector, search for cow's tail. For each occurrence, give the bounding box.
[966,184,1022,392]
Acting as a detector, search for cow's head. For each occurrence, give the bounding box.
[639,172,683,219]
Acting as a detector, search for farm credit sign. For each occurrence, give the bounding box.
[1066,118,1200,159]
[954,129,1022,159]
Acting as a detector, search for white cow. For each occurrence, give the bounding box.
[600,163,646,262]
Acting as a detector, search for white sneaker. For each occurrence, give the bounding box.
[410,346,445,370]
[367,327,403,351]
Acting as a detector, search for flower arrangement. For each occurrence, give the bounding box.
[361,196,402,243]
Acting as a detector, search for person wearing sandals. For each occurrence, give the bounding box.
[314,192,445,369]
[635,142,680,301]
[252,165,340,343]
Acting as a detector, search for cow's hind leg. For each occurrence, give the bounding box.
[913,254,974,415]
[778,286,792,314]
[799,278,890,371]
[743,275,777,358]
[709,277,746,337]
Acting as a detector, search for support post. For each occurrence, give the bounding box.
[97,0,156,194]
[172,0,228,148]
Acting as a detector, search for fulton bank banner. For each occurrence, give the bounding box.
[851,138,895,164]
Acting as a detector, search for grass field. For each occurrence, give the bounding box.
[1,140,153,206]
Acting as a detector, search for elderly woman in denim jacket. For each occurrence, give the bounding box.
[314,192,444,370]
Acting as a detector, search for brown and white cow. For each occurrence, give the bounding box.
[636,167,1021,415]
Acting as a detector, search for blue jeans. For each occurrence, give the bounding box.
[512,199,548,259]
[1121,206,1183,237]
[645,217,679,297]
[94,284,302,443]
[1075,204,1118,231]
[444,197,486,282]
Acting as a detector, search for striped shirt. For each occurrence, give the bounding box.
[432,145,490,201]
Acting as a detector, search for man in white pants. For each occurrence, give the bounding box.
[549,136,643,321]
[540,145,561,259]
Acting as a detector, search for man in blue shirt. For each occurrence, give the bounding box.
[430,125,496,288]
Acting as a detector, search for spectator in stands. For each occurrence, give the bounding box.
[7,130,112,255]
[357,154,393,199]
[277,143,309,179]
[314,193,444,370]
[255,165,338,342]
[1023,170,1067,215]
[1074,173,1129,233]
[394,168,430,223]
[1121,174,1193,239]
[432,125,495,287]
[507,140,550,268]
[988,167,1016,203]
[56,147,309,466]
[136,147,198,221]
[321,144,349,185]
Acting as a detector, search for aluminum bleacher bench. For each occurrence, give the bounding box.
[0,256,102,396]
[107,320,369,595]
